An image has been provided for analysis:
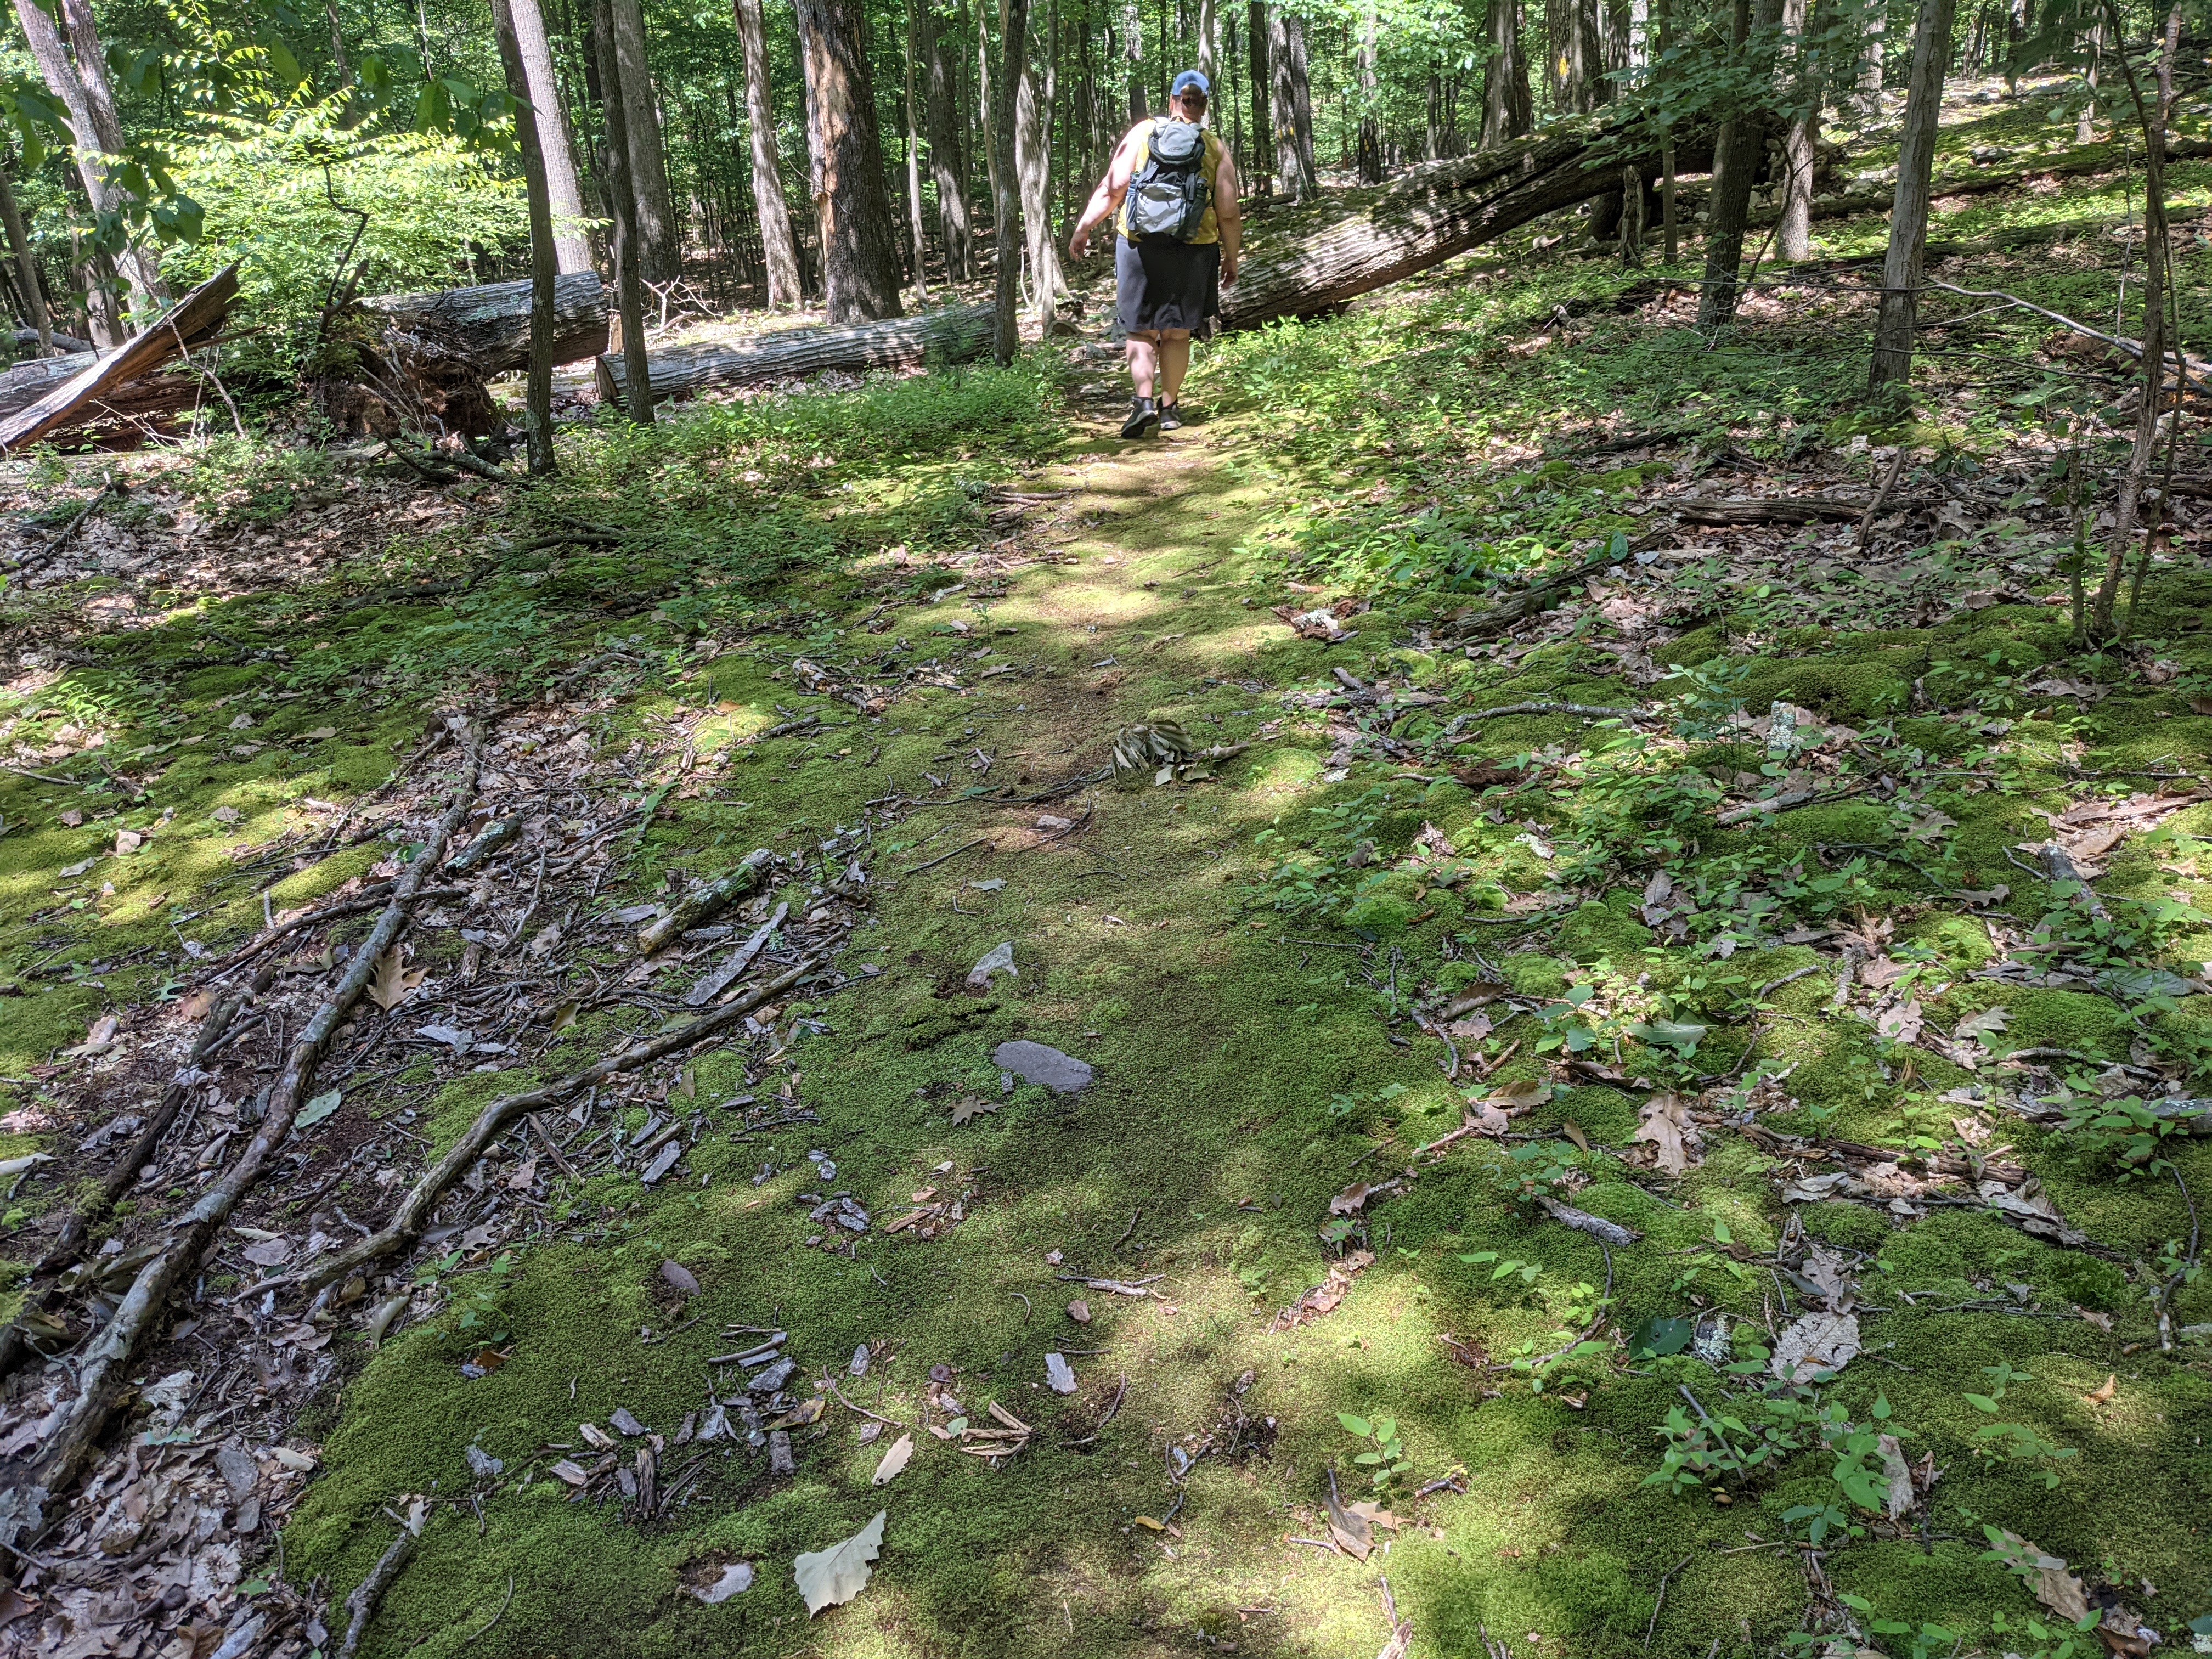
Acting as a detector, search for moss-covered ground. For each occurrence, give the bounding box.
[4,77,2212,1659]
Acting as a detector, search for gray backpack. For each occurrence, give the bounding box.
[1126,120,1211,240]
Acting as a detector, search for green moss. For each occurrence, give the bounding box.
[1798,1200,1894,1250]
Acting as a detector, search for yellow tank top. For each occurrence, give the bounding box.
[1115,119,1224,245]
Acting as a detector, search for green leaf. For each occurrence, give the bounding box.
[1372,1418,1396,1440]
[1353,1451,1383,1464]
[1457,1251,1498,1264]
[295,1089,342,1130]
[1872,1393,1892,1420]
[1963,1393,2000,1413]
[1336,1413,1372,1438]
[1712,1219,1733,1245]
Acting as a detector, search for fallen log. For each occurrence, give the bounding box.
[0,263,236,451]
[1220,122,1717,330]
[362,271,608,377]
[597,303,992,404]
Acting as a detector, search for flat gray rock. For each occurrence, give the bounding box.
[991,1040,1093,1094]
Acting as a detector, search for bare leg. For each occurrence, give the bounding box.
[1157,331,1193,404]
[1125,332,1159,400]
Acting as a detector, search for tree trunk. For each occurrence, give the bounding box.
[1618,160,1644,263]
[1124,0,1145,118]
[1776,0,1823,261]
[1197,0,1216,77]
[735,0,804,306]
[975,0,1003,212]
[1355,4,1382,183]
[992,0,1029,362]
[2076,17,2100,143]
[2003,0,2024,91]
[592,0,655,421]
[1272,9,1316,199]
[601,304,993,401]
[1481,0,1532,148]
[1248,2,1272,192]
[509,0,596,274]
[2092,0,2180,639]
[493,0,561,472]
[610,0,680,283]
[1015,14,1065,319]
[796,0,908,322]
[0,166,49,355]
[362,273,609,372]
[1694,0,1777,331]
[904,0,933,294]
[1866,0,1957,388]
[1857,0,1886,110]
[325,0,350,82]
[919,0,973,278]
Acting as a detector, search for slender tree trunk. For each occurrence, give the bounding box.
[2077,17,2100,142]
[0,166,49,354]
[1695,0,1778,331]
[1857,0,1886,110]
[493,0,559,471]
[992,0,1028,362]
[918,1,973,277]
[904,0,933,294]
[2002,0,2024,91]
[608,0,679,283]
[508,0,595,273]
[326,0,351,82]
[1481,0,1532,148]
[1777,0,1823,261]
[975,0,1003,211]
[1618,161,1644,263]
[1355,4,1381,182]
[2092,0,2179,637]
[1124,0,1144,117]
[1866,0,1957,387]
[591,0,654,421]
[797,0,909,321]
[1014,9,1065,318]
[1657,0,1675,258]
[735,0,804,304]
[1272,9,1315,197]
[1197,0,1216,76]
[1247,1,1272,191]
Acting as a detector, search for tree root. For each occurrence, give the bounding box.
[282,954,824,1297]
[0,716,483,1552]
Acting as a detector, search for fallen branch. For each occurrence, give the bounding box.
[1714,782,1869,827]
[1536,1194,1641,1245]
[285,956,822,1295]
[636,849,772,951]
[1672,495,1873,526]
[2,716,482,1541]
[336,1510,424,1659]
[1454,700,1644,724]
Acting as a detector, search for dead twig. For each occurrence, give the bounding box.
[336,1517,422,1659]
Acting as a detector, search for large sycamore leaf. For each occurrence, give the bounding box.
[794,1510,885,1616]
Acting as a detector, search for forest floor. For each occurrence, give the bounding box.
[1,75,2210,1659]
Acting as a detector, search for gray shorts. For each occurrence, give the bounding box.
[1114,233,1219,337]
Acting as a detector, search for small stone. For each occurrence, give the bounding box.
[990,1040,1093,1095]
[610,1407,648,1436]
[1066,1300,1091,1323]
[767,1429,796,1475]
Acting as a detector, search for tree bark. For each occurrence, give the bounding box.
[1197,0,1216,77]
[1124,0,1145,119]
[796,0,908,322]
[508,0,596,274]
[1015,16,1065,318]
[1272,9,1316,199]
[0,166,49,355]
[610,0,680,283]
[1694,0,1777,331]
[1355,4,1382,183]
[1866,0,1957,388]
[325,0,350,82]
[592,0,655,421]
[1247,2,1272,192]
[493,0,560,472]
[1776,0,1823,261]
[361,273,608,374]
[992,0,1028,362]
[919,0,973,277]
[734,0,804,306]
[1480,0,1532,148]
[2076,16,2100,143]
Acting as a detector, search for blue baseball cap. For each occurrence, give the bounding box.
[1171,69,1210,98]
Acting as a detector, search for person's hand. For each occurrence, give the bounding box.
[1221,252,1238,287]
[1068,226,1091,261]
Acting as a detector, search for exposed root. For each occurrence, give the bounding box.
[283,954,823,1296]
[0,715,483,1550]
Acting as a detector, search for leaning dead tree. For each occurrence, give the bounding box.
[1221,120,1718,330]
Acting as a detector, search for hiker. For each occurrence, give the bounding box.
[1068,68,1242,440]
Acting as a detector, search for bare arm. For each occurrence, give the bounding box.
[1069,125,1148,259]
[1213,146,1242,284]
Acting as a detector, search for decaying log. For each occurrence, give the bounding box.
[1673,494,1874,526]
[597,303,992,404]
[0,264,236,450]
[362,272,608,377]
[1221,122,1717,330]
